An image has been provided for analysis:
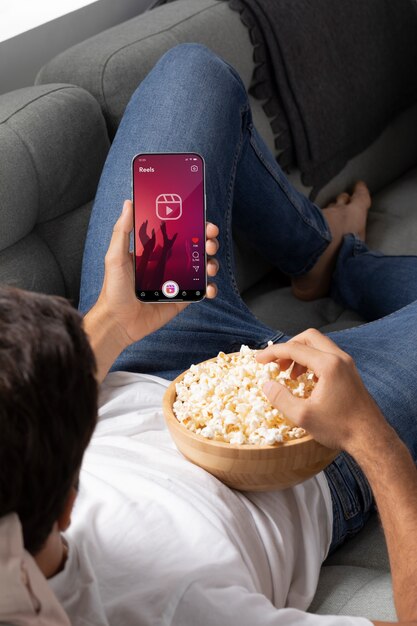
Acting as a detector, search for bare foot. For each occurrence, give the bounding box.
[291,181,371,301]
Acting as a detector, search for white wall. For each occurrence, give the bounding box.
[0,0,156,95]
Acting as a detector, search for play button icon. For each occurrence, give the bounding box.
[156,194,182,220]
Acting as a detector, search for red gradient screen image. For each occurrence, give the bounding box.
[133,153,206,298]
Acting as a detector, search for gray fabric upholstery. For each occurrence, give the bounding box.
[36,0,276,159]
[310,515,395,620]
[310,567,396,620]
[289,102,417,206]
[0,84,109,304]
[2,0,417,620]
[35,0,254,136]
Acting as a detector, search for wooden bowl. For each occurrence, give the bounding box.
[163,355,339,492]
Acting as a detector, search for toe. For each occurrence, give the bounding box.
[336,192,350,205]
[351,181,371,210]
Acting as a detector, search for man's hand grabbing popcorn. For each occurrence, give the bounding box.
[257,329,386,454]
[174,344,316,446]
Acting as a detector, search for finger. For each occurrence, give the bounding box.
[262,380,305,424]
[207,258,219,277]
[206,282,217,299]
[206,222,219,239]
[290,329,344,357]
[275,358,294,372]
[206,237,219,256]
[256,341,326,375]
[291,362,307,379]
[106,200,133,263]
[255,347,294,373]
[116,200,133,230]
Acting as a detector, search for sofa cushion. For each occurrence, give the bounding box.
[36,0,255,137]
[0,84,109,303]
[309,516,396,618]
[290,102,417,207]
[311,513,393,620]
[310,567,396,621]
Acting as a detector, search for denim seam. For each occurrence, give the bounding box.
[258,331,285,347]
[246,125,332,276]
[215,49,332,279]
[224,104,250,306]
[221,107,288,339]
[248,128,331,241]
[342,453,374,511]
[327,480,343,550]
[325,462,361,519]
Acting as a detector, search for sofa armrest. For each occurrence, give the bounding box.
[0,84,110,303]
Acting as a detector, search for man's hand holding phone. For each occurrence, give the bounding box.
[84,200,219,382]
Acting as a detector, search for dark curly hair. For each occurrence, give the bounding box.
[0,286,98,554]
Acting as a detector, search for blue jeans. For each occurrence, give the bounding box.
[79,44,417,556]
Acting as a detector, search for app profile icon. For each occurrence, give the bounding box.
[156,193,182,220]
[162,280,179,298]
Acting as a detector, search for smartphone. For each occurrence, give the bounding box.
[132,152,206,303]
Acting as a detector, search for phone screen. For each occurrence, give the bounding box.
[132,152,206,302]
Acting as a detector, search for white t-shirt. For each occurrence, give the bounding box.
[49,372,372,626]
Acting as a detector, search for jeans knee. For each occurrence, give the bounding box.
[156,43,246,100]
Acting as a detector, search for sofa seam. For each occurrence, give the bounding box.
[34,225,73,300]
[2,123,42,226]
[0,85,84,126]
[1,123,68,296]
[335,570,389,615]
[0,85,92,227]
[1,86,101,234]
[100,0,223,113]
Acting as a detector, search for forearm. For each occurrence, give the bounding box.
[348,420,417,624]
[258,333,417,626]
[83,302,131,383]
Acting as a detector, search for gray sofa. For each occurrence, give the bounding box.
[2,0,417,621]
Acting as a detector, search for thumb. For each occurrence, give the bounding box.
[263,381,303,425]
[105,200,133,265]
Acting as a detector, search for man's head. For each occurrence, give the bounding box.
[0,286,98,555]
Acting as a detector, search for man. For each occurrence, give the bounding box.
[1,43,417,625]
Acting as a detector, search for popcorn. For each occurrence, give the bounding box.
[173,344,316,446]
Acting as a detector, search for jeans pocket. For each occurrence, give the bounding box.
[325,453,362,520]
[326,452,375,554]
